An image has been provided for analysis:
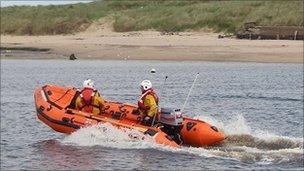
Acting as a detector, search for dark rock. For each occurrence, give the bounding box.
[69,54,77,60]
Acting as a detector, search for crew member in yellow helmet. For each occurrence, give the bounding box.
[138,80,159,125]
[75,79,105,115]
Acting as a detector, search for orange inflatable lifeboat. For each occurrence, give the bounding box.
[34,84,225,148]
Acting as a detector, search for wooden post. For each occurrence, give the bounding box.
[294,31,298,40]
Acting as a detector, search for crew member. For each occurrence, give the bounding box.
[138,80,159,125]
[75,79,105,115]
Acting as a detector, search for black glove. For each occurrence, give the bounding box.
[142,116,152,125]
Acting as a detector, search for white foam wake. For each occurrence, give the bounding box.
[189,113,303,163]
[194,113,303,143]
[62,123,164,150]
[60,113,303,164]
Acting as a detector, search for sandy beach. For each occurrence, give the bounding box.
[1,23,303,63]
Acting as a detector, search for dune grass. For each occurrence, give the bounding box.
[1,0,303,35]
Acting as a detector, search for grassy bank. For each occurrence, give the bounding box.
[1,0,303,35]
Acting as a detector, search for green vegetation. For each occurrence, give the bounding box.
[1,0,303,35]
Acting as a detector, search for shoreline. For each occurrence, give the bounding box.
[2,57,303,65]
[1,54,303,64]
[1,31,303,63]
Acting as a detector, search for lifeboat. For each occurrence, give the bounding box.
[34,84,226,148]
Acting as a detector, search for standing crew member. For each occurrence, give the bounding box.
[138,80,159,125]
[75,79,105,115]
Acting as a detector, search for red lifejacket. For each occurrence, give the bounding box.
[138,89,159,111]
[79,87,97,113]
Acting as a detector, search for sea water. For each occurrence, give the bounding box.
[1,60,303,170]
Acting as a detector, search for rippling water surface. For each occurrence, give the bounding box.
[1,60,303,170]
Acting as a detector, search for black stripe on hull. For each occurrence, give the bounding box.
[36,107,80,129]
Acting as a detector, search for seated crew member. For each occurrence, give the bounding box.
[137,80,159,125]
[75,79,105,115]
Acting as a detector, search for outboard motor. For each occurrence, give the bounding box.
[159,108,184,145]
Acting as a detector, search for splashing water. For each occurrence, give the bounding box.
[62,123,164,150]
[61,113,303,164]
[192,113,303,163]
[193,113,251,135]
